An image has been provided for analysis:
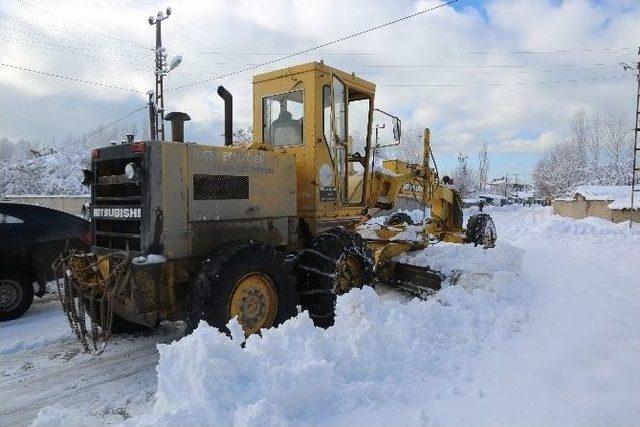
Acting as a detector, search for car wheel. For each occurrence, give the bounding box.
[0,271,34,321]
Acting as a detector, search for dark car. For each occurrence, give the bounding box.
[0,202,90,321]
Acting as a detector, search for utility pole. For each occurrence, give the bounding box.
[621,48,640,226]
[148,8,172,141]
[147,90,156,140]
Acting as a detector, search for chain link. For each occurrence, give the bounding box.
[53,250,131,354]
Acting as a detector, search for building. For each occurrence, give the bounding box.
[553,186,640,223]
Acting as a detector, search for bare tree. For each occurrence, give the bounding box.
[393,126,424,165]
[533,108,633,196]
[477,142,490,192]
[452,152,475,198]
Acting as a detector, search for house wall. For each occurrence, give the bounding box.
[611,209,640,224]
[553,197,638,223]
[586,200,614,220]
[553,199,589,219]
[2,195,89,216]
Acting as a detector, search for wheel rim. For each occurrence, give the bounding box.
[0,279,22,312]
[334,255,363,295]
[229,272,278,335]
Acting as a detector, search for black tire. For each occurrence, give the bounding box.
[185,242,298,336]
[0,270,34,321]
[384,212,414,226]
[466,213,497,248]
[296,227,374,328]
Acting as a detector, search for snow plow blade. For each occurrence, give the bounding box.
[379,261,461,299]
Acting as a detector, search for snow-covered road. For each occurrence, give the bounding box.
[1,207,639,426]
[431,214,640,426]
[0,296,184,426]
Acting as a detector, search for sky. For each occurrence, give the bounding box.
[1,0,639,180]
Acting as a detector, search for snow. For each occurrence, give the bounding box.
[557,185,631,202]
[366,208,426,226]
[462,197,482,204]
[607,194,640,210]
[132,254,168,265]
[554,185,637,210]
[3,206,639,426]
[0,295,184,426]
[127,248,527,427]
[0,298,74,356]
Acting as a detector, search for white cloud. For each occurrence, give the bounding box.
[0,0,639,177]
[494,130,557,153]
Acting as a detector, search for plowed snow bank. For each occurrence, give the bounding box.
[122,242,528,427]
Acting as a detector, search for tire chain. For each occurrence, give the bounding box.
[53,250,131,354]
[296,228,374,320]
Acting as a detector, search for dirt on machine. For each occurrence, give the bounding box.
[56,61,497,352]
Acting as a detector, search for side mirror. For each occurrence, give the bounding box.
[392,117,402,141]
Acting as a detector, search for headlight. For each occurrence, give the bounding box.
[125,162,136,180]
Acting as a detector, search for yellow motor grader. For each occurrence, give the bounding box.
[57,61,496,350]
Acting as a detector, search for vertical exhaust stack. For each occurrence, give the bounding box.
[164,112,191,143]
[217,86,233,146]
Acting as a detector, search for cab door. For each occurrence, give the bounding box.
[331,75,371,207]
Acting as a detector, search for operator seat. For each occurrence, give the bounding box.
[271,110,302,146]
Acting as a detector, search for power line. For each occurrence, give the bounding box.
[67,104,148,145]
[0,36,152,73]
[167,0,459,91]
[2,23,151,58]
[0,12,151,55]
[378,74,629,88]
[16,0,153,51]
[180,46,634,56]
[0,62,144,93]
[0,55,152,126]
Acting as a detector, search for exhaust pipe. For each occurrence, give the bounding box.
[217,85,233,146]
[164,112,191,143]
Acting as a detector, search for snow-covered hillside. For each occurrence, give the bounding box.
[1,206,639,426]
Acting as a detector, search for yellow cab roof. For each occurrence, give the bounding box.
[252,61,376,93]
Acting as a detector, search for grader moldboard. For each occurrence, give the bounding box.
[57,62,496,352]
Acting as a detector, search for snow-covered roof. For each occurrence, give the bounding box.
[608,194,640,211]
[571,186,630,202]
[555,186,638,210]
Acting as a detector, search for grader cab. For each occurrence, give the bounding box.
[57,62,496,351]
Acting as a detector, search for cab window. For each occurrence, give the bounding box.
[322,85,333,160]
[346,90,371,205]
[263,90,304,146]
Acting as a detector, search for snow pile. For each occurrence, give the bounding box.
[395,240,519,278]
[484,206,640,244]
[118,242,528,427]
[366,208,426,225]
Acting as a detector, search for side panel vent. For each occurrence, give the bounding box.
[193,174,249,200]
